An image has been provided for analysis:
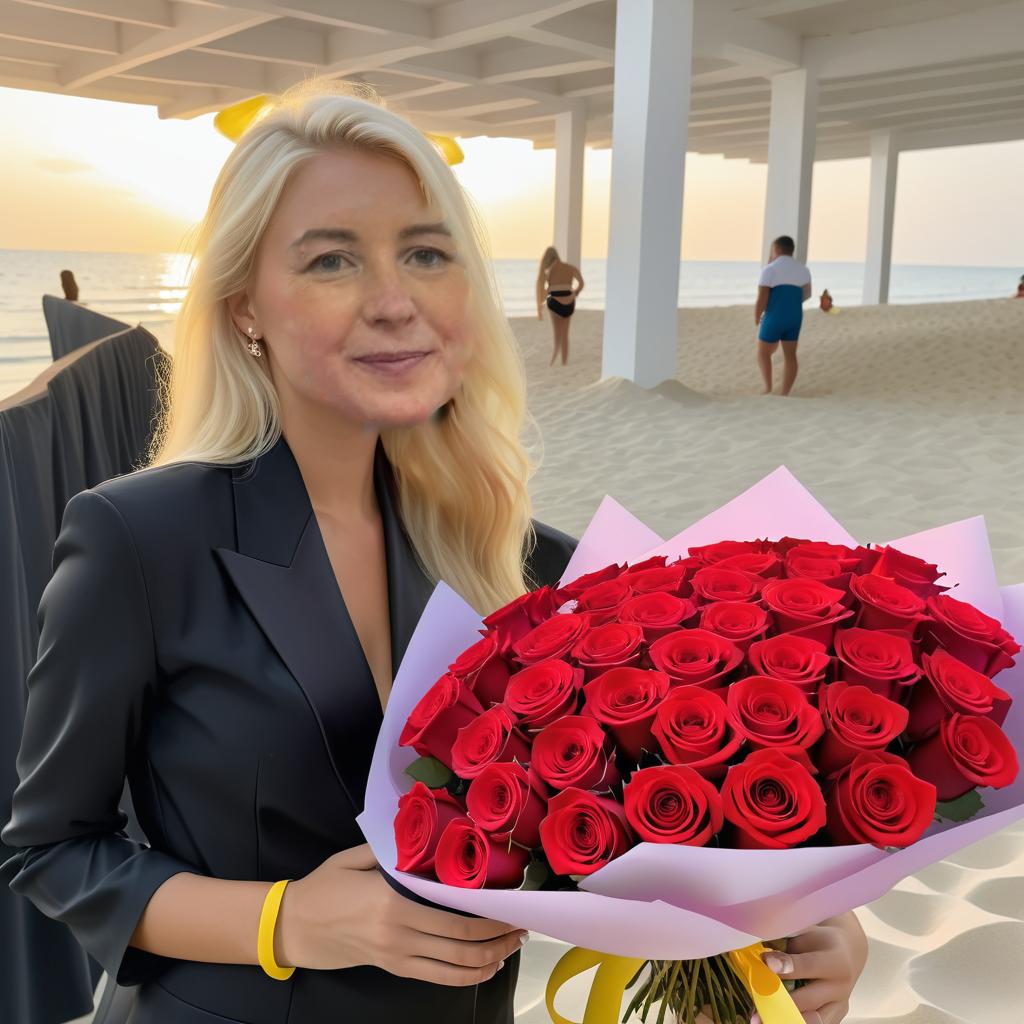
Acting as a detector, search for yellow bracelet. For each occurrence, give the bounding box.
[257,880,296,981]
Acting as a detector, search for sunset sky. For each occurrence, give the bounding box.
[1,85,1022,267]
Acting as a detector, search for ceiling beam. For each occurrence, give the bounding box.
[57,6,276,89]
[0,1,118,53]
[15,0,174,29]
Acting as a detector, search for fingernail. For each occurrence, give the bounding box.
[519,932,529,946]
[499,959,506,970]
[764,954,792,975]
[750,1014,761,1024]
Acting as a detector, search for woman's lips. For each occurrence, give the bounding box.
[354,351,432,374]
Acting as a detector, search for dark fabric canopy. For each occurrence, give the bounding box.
[42,295,135,361]
[1,302,165,1024]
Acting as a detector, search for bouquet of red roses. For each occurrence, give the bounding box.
[358,469,1024,1024]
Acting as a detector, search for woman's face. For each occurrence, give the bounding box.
[235,148,473,429]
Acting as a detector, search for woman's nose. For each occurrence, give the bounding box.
[362,267,417,325]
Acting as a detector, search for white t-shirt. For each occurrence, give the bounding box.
[758,255,811,290]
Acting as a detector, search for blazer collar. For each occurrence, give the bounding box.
[214,434,435,816]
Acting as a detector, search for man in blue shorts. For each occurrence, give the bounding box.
[755,235,812,395]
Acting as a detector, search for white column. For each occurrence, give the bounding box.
[863,131,900,305]
[762,68,818,264]
[553,105,585,268]
[601,0,693,388]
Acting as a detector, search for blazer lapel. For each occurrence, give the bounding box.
[214,435,434,817]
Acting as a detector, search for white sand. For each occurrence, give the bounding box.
[513,299,1024,1023]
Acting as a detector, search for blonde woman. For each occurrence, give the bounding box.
[535,246,583,366]
[3,83,866,1024]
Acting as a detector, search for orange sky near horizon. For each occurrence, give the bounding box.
[1,86,1021,268]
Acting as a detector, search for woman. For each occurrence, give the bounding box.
[535,246,583,366]
[2,83,866,1024]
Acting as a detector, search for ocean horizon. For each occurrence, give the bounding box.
[2,247,1020,400]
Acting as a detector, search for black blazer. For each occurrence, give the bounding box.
[2,436,577,1024]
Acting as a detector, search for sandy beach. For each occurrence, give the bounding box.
[510,297,1024,1023]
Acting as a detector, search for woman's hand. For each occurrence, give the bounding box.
[277,844,527,986]
[752,912,868,1024]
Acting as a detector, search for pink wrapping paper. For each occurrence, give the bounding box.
[357,468,1024,960]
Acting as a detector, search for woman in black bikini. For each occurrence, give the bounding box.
[535,246,584,366]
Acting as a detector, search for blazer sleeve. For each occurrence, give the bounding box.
[1,489,195,986]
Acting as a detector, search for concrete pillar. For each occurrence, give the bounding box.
[762,68,818,264]
[601,0,693,388]
[863,131,900,305]
[553,105,585,269]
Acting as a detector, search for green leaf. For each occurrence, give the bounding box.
[519,859,549,891]
[405,756,453,789]
[934,789,986,823]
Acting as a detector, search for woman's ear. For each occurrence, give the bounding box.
[226,289,257,338]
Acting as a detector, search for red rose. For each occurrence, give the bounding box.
[623,555,668,575]
[571,622,646,680]
[826,751,937,849]
[560,562,626,600]
[690,566,764,605]
[623,765,724,845]
[726,675,824,751]
[574,578,635,626]
[760,578,852,646]
[618,592,698,642]
[449,634,512,706]
[400,673,484,764]
[925,594,1020,676]
[512,612,590,666]
[817,682,910,777]
[482,586,560,652]
[906,648,1012,741]
[833,627,921,701]
[784,552,847,585]
[504,659,583,730]
[627,564,691,598]
[870,546,947,599]
[394,781,467,874]
[747,634,831,698]
[720,748,827,849]
[906,713,1019,801]
[652,686,743,780]
[648,629,744,689]
[850,574,928,636]
[583,667,671,761]
[716,552,783,578]
[688,540,773,564]
[698,601,771,652]
[785,542,862,574]
[466,761,547,848]
[434,816,529,888]
[531,714,620,792]
[451,705,531,779]
[539,788,633,875]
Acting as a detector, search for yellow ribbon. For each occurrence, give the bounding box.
[545,943,804,1024]
[212,94,465,164]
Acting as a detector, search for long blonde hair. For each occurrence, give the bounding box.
[149,79,538,613]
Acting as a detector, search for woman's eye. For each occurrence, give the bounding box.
[311,252,346,272]
[410,248,451,268]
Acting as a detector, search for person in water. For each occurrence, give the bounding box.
[1015,274,1024,298]
[755,235,812,396]
[60,269,79,302]
[536,246,584,366]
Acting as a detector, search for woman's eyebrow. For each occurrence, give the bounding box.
[398,222,452,240]
[290,227,356,250]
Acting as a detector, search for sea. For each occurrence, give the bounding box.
[1,248,1019,400]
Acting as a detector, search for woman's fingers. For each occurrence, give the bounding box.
[406,926,527,970]
[396,954,507,988]
[403,901,521,943]
[762,948,838,981]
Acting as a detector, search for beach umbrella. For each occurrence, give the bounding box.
[213,94,464,165]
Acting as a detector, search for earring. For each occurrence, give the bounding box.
[246,325,263,358]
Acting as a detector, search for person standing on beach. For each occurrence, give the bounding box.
[755,235,811,396]
[536,246,583,366]
[60,269,79,302]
